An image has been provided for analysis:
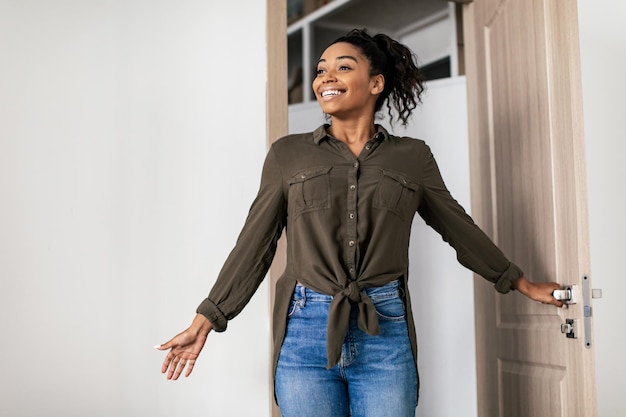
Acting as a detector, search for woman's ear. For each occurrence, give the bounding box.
[370,74,385,95]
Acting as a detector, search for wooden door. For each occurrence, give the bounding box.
[461,0,597,416]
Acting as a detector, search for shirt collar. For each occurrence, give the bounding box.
[313,124,390,145]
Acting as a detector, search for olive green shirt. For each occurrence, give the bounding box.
[197,124,522,374]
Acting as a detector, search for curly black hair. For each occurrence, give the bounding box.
[330,29,425,126]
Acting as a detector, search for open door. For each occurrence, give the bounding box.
[460,0,598,416]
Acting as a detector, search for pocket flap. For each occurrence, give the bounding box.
[380,169,418,191]
[288,166,333,185]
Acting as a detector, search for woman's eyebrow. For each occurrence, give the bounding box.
[317,55,359,64]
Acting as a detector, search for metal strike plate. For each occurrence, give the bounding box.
[557,277,602,348]
[583,275,592,348]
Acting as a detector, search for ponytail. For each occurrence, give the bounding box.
[330,29,425,126]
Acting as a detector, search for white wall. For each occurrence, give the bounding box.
[2,1,621,415]
[0,1,271,416]
[577,1,626,415]
[393,78,476,417]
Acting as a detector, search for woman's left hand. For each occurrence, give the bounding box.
[155,313,213,380]
[513,277,564,307]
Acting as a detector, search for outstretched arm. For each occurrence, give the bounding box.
[155,313,213,380]
[513,277,564,308]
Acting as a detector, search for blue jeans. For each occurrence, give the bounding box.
[275,280,418,417]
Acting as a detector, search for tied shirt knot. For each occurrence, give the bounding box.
[326,281,380,368]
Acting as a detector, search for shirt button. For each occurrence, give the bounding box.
[365,144,371,150]
[348,240,355,247]
[353,162,359,168]
[349,213,355,220]
[349,184,356,191]
[349,268,355,274]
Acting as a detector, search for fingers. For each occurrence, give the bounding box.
[546,296,564,308]
[156,331,204,380]
[167,358,181,380]
[160,350,174,374]
[159,346,198,380]
[524,281,565,308]
[537,298,563,308]
[548,282,565,307]
[185,360,196,377]
[167,357,196,380]
[542,283,564,308]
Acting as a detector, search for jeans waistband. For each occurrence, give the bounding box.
[293,279,401,304]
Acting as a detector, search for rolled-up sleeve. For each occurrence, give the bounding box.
[196,146,286,330]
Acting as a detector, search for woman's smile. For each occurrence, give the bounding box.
[319,88,346,100]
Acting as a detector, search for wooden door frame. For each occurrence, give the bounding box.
[266,1,287,416]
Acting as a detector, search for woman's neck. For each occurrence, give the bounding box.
[327,118,377,146]
[327,118,377,158]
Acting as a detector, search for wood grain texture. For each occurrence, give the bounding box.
[464,0,597,416]
[266,0,287,415]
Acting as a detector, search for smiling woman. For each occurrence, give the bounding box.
[156,28,563,417]
[313,30,424,130]
[313,44,385,131]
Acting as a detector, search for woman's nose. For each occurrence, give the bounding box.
[322,73,336,83]
[321,68,336,82]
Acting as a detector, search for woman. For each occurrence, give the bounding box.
[156,29,562,417]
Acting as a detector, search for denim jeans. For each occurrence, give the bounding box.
[275,280,418,417]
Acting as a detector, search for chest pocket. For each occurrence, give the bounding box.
[374,168,419,222]
[288,166,332,219]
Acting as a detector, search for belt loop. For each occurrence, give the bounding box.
[299,284,307,307]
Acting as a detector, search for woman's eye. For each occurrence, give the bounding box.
[339,65,351,71]
[316,68,326,76]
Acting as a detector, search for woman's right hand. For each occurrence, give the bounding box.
[155,313,213,380]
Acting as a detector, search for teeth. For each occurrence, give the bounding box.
[321,90,342,97]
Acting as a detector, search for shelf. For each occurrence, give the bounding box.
[287,0,456,104]
[288,0,448,36]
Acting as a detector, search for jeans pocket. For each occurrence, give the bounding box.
[287,299,302,318]
[374,296,406,322]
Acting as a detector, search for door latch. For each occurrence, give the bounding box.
[556,277,603,347]
[561,318,577,338]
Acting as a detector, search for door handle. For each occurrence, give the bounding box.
[552,285,579,304]
[556,276,602,348]
[552,284,603,304]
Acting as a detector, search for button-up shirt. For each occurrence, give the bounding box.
[197,124,523,374]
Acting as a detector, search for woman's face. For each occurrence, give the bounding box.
[312,42,383,120]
